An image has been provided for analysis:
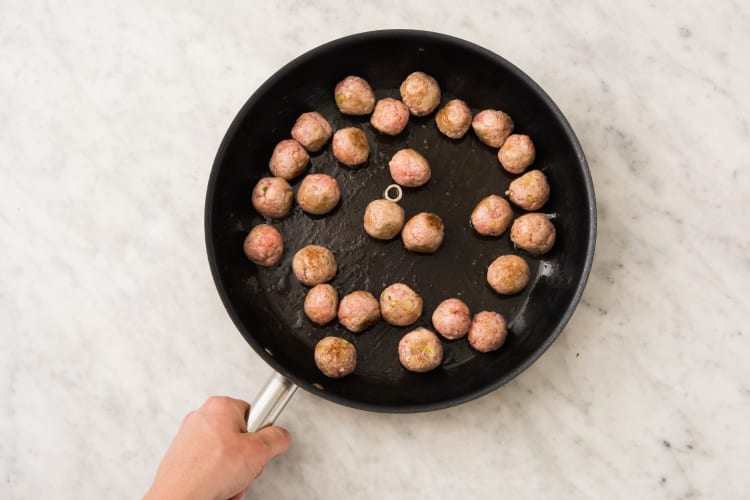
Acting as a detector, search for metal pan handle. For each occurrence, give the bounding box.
[246,371,298,431]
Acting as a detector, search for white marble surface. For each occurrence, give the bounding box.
[2,1,749,499]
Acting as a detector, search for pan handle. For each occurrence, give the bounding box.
[246,371,298,432]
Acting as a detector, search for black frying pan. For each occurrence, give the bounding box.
[205,30,596,425]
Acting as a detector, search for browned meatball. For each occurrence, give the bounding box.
[334,76,376,115]
[498,134,536,174]
[402,212,444,254]
[292,245,337,286]
[471,110,514,148]
[468,311,508,353]
[370,98,409,135]
[487,255,530,295]
[388,149,431,188]
[506,170,550,211]
[398,328,443,373]
[338,291,381,333]
[291,112,333,153]
[332,127,370,167]
[242,224,283,267]
[470,195,513,237]
[296,174,340,215]
[304,284,339,325]
[510,213,556,255]
[252,177,293,219]
[431,298,471,340]
[268,139,309,180]
[400,71,441,117]
[314,336,356,378]
[435,99,472,139]
[363,199,405,240]
[380,283,423,327]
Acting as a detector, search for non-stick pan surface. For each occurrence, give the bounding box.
[206,30,596,412]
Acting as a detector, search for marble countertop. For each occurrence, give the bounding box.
[3,1,749,499]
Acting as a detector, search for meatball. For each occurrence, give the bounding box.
[470,195,513,237]
[510,213,556,255]
[370,98,409,135]
[304,284,339,325]
[296,174,340,215]
[388,149,431,188]
[471,110,514,148]
[435,99,472,139]
[332,127,370,167]
[268,139,309,180]
[242,224,283,267]
[314,336,356,378]
[498,134,536,174]
[468,311,508,353]
[338,291,381,333]
[252,177,294,219]
[334,76,376,115]
[398,328,443,373]
[400,71,441,117]
[291,112,333,153]
[363,199,405,240]
[402,212,444,254]
[292,245,337,286]
[431,298,471,340]
[506,170,550,211]
[487,255,530,295]
[380,283,423,327]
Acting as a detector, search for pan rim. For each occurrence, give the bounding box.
[205,29,597,413]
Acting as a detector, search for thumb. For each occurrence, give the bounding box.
[241,426,292,470]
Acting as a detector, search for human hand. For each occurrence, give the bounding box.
[144,396,292,500]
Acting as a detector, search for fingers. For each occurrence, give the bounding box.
[228,487,248,500]
[200,396,251,431]
[254,426,292,458]
[242,426,292,467]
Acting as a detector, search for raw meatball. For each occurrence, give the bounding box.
[468,311,508,352]
[470,195,513,237]
[510,213,556,255]
[252,177,294,219]
[370,98,409,135]
[242,224,283,267]
[388,149,431,188]
[296,174,340,215]
[292,245,337,286]
[314,336,356,378]
[363,199,405,240]
[334,76,376,115]
[402,212,444,254]
[507,170,550,211]
[268,139,309,180]
[498,134,535,174]
[304,284,339,325]
[471,110,514,148]
[431,298,471,340]
[338,291,381,333]
[400,71,441,117]
[380,283,423,327]
[398,328,443,373]
[332,127,370,167]
[487,255,530,295]
[291,112,333,153]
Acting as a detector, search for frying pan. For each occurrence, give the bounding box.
[205,30,596,429]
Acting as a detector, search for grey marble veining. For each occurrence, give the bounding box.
[2,1,749,499]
